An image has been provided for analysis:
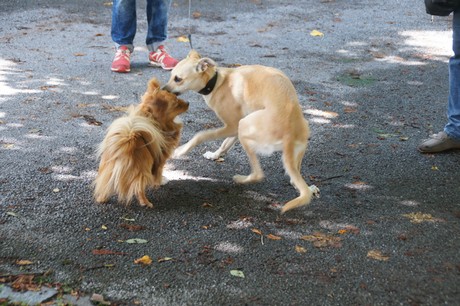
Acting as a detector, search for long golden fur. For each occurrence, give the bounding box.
[164,50,319,214]
[93,78,189,208]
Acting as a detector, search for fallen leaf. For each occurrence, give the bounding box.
[101,225,108,230]
[53,188,60,193]
[134,255,152,265]
[266,234,282,240]
[402,212,440,224]
[230,270,245,278]
[176,36,190,43]
[192,11,202,18]
[202,202,213,208]
[7,211,18,217]
[251,228,263,235]
[295,245,307,253]
[125,238,148,244]
[158,257,174,263]
[16,260,33,266]
[300,232,342,248]
[74,53,86,57]
[367,250,389,261]
[310,29,324,37]
[337,229,347,235]
[431,166,438,171]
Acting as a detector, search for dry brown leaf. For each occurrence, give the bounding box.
[300,232,342,248]
[367,250,389,261]
[16,260,33,266]
[266,234,282,240]
[251,228,263,235]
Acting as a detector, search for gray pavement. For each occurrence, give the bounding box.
[1,0,459,305]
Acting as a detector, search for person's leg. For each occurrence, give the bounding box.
[146,0,178,70]
[418,9,460,152]
[112,0,137,51]
[444,9,460,140]
[111,0,137,72]
[145,0,169,49]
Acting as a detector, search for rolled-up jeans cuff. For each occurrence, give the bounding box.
[115,44,134,53]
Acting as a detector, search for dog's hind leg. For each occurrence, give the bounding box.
[203,136,238,160]
[233,113,266,184]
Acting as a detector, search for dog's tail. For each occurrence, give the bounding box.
[93,108,165,205]
[279,139,314,214]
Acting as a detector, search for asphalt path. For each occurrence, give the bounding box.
[1,0,459,305]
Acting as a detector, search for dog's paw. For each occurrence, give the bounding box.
[233,174,264,184]
[309,185,320,198]
[173,145,187,158]
[203,151,220,160]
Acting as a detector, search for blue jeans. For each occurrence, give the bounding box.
[445,9,460,141]
[111,0,171,52]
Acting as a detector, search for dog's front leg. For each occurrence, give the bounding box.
[203,136,238,160]
[174,127,237,157]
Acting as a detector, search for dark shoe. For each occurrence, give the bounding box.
[418,131,460,153]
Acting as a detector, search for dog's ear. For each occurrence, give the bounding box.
[187,49,201,60]
[196,58,216,73]
[147,78,161,93]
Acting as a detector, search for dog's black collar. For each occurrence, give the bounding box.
[198,71,218,95]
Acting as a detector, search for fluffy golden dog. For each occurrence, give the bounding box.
[164,50,319,213]
[93,78,189,208]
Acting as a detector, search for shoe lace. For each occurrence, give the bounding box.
[114,49,130,61]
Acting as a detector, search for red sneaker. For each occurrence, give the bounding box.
[149,45,178,70]
[111,46,131,73]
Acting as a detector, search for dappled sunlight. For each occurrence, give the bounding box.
[400,30,452,58]
[0,58,41,96]
[52,165,96,182]
[163,168,220,182]
[400,200,420,207]
[214,242,244,254]
[344,181,374,191]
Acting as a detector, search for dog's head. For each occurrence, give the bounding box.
[163,50,216,95]
[140,78,189,125]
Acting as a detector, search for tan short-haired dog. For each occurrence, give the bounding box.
[164,50,319,213]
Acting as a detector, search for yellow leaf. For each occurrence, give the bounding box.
[266,234,282,240]
[101,225,108,230]
[134,255,152,265]
[402,212,438,224]
[310,30,324,37]
[176,36,190,43]
[158,257,173,263]
[295,245,307,253]
[367,250,389,261]
[16,260,33,265]
[337,229,347,235]
[431,166,438,171]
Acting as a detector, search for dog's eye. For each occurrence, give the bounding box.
[174,76,182,83]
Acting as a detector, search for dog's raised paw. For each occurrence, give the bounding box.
[203,151,220,160]
[309,185,320,198]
